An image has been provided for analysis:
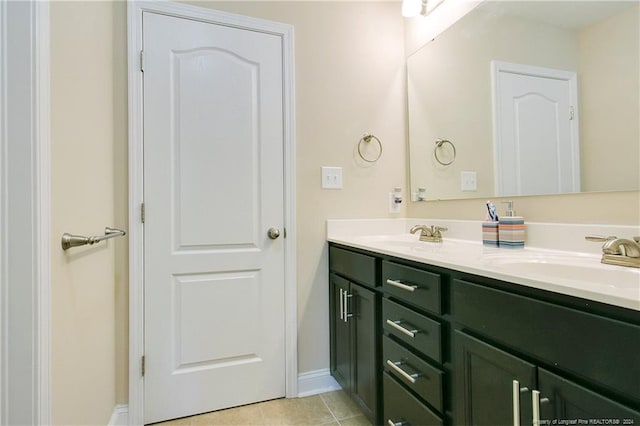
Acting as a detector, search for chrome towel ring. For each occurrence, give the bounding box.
[434,138,456,166]
[358,133,383,163]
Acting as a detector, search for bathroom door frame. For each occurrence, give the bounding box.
[0,1,51,424]
[126,2,297,425]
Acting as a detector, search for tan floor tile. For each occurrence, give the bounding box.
[192,403,264,425]
[319,391,363,421]
[337,415,372,426]
[259,395,335,425]
[149,416,193,426]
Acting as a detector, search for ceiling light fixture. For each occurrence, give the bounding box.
[402,0,445,18]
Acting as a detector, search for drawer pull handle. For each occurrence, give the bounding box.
[386,359,419,384]
[386,319,419,338]
[388,420,406,426]
[386,279,418,292]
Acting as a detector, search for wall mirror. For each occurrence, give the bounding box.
[407,0,639,201]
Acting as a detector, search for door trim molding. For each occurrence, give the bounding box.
[127,2,296,424]
[0,1,51,424]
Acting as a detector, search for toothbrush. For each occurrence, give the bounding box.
[486,201,499,222]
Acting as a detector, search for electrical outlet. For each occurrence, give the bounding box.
[389,192,402,213]
[321,166,343,189]
[461,171,477,191]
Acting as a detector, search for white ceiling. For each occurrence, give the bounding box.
[480,0,638,30]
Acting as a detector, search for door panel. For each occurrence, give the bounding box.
[330,274,351,391]
[173,271,260,369]
[143,11,285,424]
[454,331,536,426]
[172,48,259,248]
[352,283,377,420]
[538,369,640,424]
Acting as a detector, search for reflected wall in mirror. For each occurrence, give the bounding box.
[407,1,639,201]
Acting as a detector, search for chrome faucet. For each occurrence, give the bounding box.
[586,235,640,268]
[410,225,448,243]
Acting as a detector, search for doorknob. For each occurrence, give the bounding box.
[267,227,281,239]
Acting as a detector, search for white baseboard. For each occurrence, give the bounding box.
[108,404,129,426]
[112,370,337,424]
[297,369,341,397]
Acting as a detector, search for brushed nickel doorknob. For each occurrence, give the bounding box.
[267,227,281,240]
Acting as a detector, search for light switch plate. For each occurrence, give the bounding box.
[461,171,477,191]
[321,166,343,189]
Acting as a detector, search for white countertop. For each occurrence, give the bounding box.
[327,219,640,312]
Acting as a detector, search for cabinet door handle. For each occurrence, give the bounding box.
[532,390,550,426]
[386,359,419,384]
[339,289,344,321]
[386,279,418,292]
[532,390,541,426]
[386,319,419,338]
[387,420,405,426]
[343,291,353,323]
[512,380,529,426]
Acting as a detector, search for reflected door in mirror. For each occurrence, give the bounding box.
[493,61,580,196]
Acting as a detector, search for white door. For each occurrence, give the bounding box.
[143,11,286,424]
[493,61,580,196]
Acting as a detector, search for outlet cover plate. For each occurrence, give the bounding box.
[461,171,477,191]
[321,166,343,189]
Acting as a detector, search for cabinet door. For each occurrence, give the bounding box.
[351,283,379,422]
[454,331,536,426]
[537,368,640,424]
[330,274,351,391]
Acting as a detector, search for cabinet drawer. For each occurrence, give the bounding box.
[383,335,443,413]
[383,261,442,315]
[384,372,443,426]
[383,298,442,363]
[452,279,640,404]
[329,246,376,288]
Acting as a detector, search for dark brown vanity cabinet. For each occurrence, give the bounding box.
[452,279,640,425]
[329,247,380,423]
[328,243,640,426]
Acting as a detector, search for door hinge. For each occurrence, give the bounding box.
[141,203,145,223]
[141,355,145,377]
[140,50,144,72]
[569,105,575,120]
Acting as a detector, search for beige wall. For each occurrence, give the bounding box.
[51,1,126,424]
[579,5,640,192]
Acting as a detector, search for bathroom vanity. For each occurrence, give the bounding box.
[327,222,640,426]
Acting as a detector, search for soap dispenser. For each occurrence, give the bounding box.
[498,200,525,248]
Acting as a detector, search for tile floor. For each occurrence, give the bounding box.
[151,390,371,426]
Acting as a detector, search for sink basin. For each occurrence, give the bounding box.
[350,234,474,254]
[483,252,640,289]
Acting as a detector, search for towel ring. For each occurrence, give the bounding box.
[434,138,456,166]
[357,133,383,163]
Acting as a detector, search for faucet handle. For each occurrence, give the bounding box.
[585,235,617,242]
[433,226,448,237]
